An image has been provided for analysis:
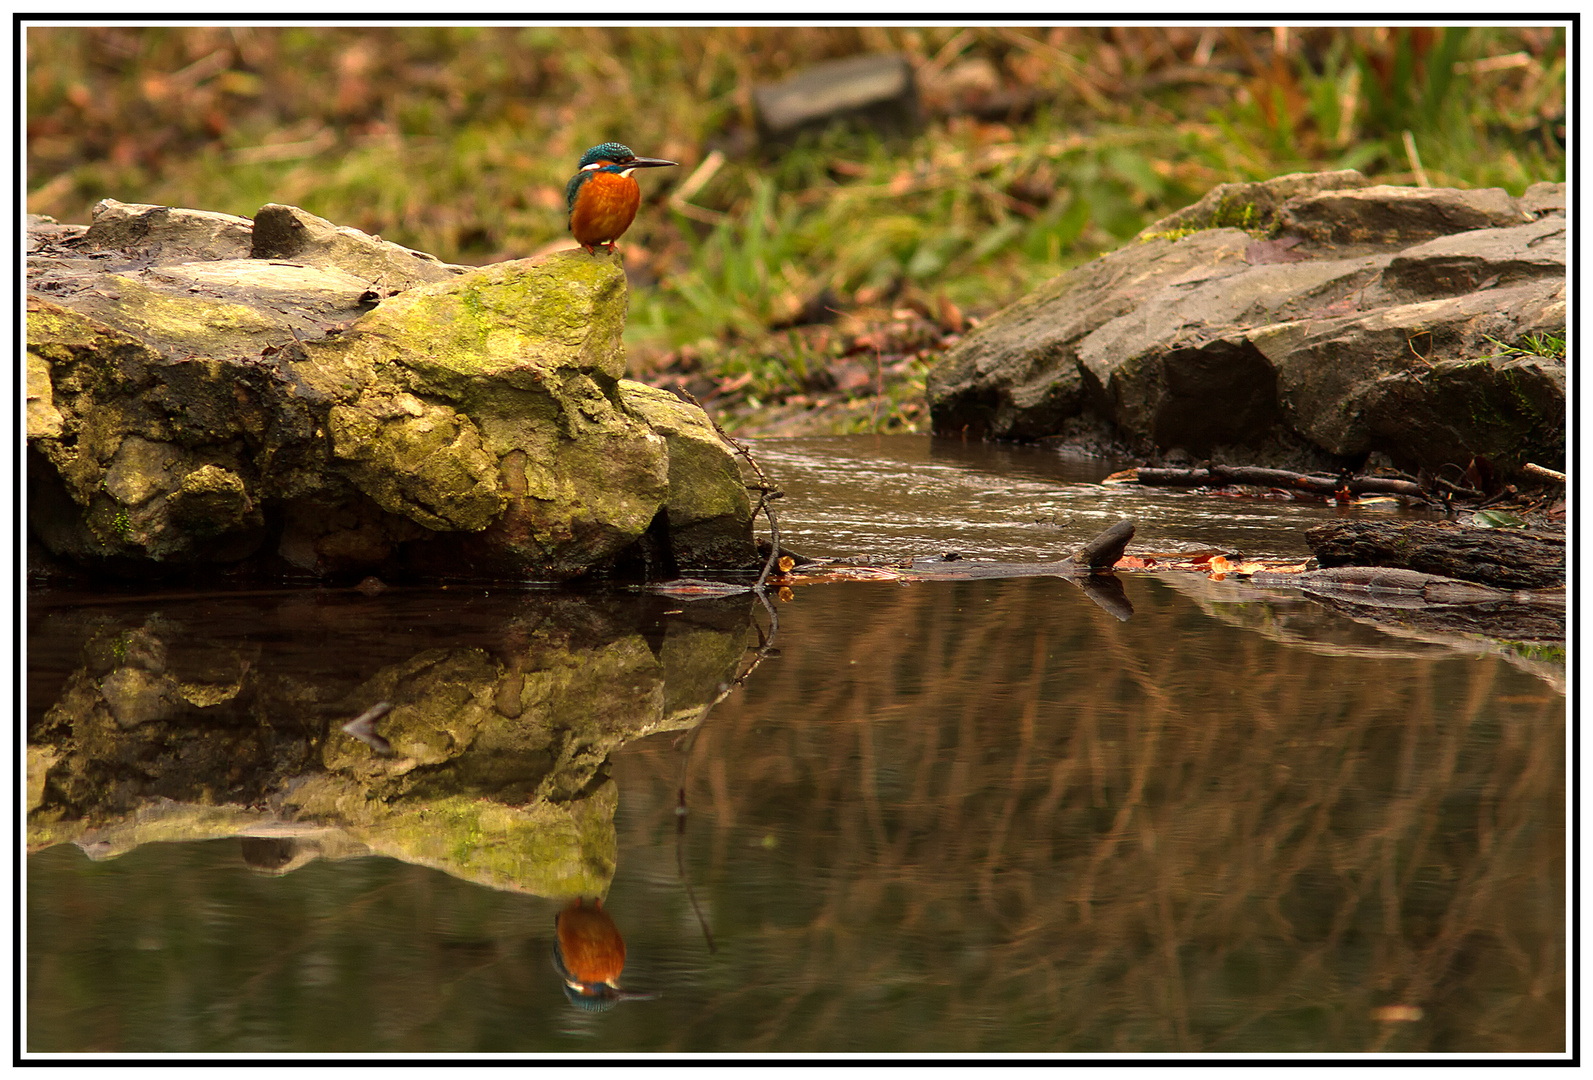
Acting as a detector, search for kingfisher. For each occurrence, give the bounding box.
[565,142,677,255]
[553,897,659,1011]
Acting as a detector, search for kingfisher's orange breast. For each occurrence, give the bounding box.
[569,171,642,248]
[556,900,626,985]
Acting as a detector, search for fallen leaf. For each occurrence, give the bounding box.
[1471,509,1525,529]
[1138,548,1227,564]
[1463,455,1497,494]
[935,292,966,334]
[647,579,752,598]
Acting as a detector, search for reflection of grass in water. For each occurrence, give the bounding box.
[625,577,1565,1053]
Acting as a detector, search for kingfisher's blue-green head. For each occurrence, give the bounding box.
[579,142,637,170]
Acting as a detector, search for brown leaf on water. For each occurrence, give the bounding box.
[646,579,752,599]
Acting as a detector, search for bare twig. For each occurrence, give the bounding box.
[675,784,717,955]
[675,388,784,589]
[672,587,782,957]
[1523,462,1566,483]
[662,392,793,954]
[1434,476,1486,500]
[971,177,1042,219]
[1134,465,1433,501]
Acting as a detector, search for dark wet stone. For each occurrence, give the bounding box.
[928,172,1565,480]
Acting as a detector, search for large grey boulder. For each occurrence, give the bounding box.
[928,172,1565,478]
[27,200,756,581]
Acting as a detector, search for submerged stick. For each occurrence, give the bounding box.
[888,519,1139,618]
[1135,465,1427,500]
[1073,518,1136,570]
[670,583,782,957]
[675,786,717,955]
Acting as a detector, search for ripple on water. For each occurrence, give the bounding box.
[748,434,1443,563]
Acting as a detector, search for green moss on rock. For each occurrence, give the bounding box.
[342,251,630,394]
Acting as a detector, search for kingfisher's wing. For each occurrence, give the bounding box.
[565,171,588,218]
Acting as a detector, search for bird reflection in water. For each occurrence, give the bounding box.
[553,897,658,1011]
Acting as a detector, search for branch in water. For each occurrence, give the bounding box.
[675,388,784,590]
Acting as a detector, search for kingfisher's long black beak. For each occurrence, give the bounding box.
[627,157,677,169]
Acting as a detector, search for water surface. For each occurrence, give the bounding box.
[756,435,1440,562]
[26,435,1565,1055]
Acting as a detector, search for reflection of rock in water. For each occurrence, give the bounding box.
[239,830,373,875]
[1160,571,1567,692]
[27,590,755,898]
[240,836,297,871]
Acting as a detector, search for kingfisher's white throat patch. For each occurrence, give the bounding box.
[582,161,636,178]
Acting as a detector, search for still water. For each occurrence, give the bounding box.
[26,436,1566,1055]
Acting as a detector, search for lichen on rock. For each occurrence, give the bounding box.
[26,200,755,581]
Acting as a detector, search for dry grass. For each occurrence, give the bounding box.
[26,25,1566,398]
